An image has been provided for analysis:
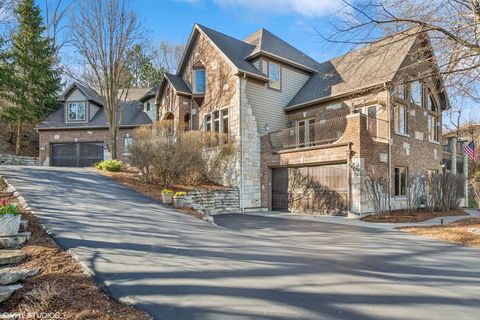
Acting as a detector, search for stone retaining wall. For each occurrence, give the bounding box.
[185,188,240,215]
[0,154,37,166]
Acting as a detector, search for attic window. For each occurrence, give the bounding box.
[194,68,206,94]
[67,102,86,121]
[267,61,281,90]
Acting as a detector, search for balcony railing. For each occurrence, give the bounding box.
[269,117,347,151]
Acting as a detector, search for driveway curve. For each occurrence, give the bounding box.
[1,166,480,320]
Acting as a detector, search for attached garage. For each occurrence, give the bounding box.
[271,163,348,214]
[51,142,104,167]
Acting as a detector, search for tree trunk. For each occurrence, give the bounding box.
[110,128,118,160]
[15,123,22,155]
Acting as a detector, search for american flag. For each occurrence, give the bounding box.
[464,141,478,162]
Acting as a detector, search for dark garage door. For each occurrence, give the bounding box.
[271,164,348,214]
[51,142,104,167]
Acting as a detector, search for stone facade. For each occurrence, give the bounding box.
[38,128,135,166]
[184,188,240,215]
[0,154,38,166]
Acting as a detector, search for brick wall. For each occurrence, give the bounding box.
[38,128,135,166]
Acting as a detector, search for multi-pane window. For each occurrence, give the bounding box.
[427,91,437,112]
[428,115,439,142]
[213,111,220,133]
[410,80,423,106]
[194,69,206,94]
[67,102,86,121]
[268,61,280,90]
[205,114,212,132]
[394,167,407,196]
[395,104,407,134]
[124,136,133,154]
[367,106,377,137]
[221,109,229,136]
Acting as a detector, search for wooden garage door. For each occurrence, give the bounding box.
[51,142,104,167]
[272,164,348,214]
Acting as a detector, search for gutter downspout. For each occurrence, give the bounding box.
[239,73,246,213]
[385,82,392,213]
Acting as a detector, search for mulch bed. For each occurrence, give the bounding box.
[0,177,151,320]
[361,209,467,223]
[400,218,480,248]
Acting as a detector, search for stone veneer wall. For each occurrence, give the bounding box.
[0,154,38,166]
[184,188,240,215]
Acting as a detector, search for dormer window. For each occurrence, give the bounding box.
[267,61,281,90]
[145,101,151,112]
[67,102,86,121]
[194,68,206,94]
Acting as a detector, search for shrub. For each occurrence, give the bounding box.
[363,166,389,215]
[95,159,124,172]
[174,191,186,197]
[130,121,236,187]
[0,198,18,215]
[161,189,173,194]
[427,171,464,211]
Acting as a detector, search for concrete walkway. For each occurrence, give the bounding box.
[1,166,480,320]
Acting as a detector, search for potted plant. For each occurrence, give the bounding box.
[161,189,173,204]
[0,198,20,237]
[173,192,186,208]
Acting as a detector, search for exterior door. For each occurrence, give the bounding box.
[51,142,104,167]
[271,168,289,211]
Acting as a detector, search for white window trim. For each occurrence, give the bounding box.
[204,108,229,135]
[296,118,315,147]
[123,135,133,155]
[66,101,87,122]
[267,61,281,90]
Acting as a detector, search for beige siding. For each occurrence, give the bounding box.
[66,88,85,102]
[246,64,310,135]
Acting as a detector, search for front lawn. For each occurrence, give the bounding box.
[399,218,480,248]
[361,209,467,223]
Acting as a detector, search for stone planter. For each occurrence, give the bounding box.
[174,196,185,208]
[0,215,20,237]
[161,193,172,204]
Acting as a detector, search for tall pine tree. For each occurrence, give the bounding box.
[0,0,60,155]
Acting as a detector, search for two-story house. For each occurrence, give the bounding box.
[155,24,452,215]
[36,82,155,166]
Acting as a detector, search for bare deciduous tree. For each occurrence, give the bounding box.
[363,166,390,215]
[322,0,480,104]
[152,40,185,73]
[70,0,143,159]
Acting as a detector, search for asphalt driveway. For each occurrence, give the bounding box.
[1,166,480,320]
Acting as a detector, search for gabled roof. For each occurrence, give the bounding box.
[164,73,191,95]
[179,24,268,81]
[244,28,318,72]
[139,85,160,102]
[37,100,152,130]
[287,29,420,110]
[60,81,104,106]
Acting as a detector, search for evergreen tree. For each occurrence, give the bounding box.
[127,45,164,88]
[0,0,61,154]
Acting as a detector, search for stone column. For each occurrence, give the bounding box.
[450,137,457,174]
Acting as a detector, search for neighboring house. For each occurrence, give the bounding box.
[155,24,458,214]
[442,124,478,175]
[36,82,153,166]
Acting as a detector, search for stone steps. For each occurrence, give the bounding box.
[0,267,39,285]
[20,220,28,232]
[0,251,26,266]
[0,284,22,303]
[0,233,31,249]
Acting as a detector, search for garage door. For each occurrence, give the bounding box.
[51,142,104,167]
[271,164,348,214]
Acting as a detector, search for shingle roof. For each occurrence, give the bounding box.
[196,24,268,79]
[164,73,191,94]
[37,100,152,130]
[244,28,318,71]
[139,85,160,102]
[60,82,104,106]
[286,29,420,109]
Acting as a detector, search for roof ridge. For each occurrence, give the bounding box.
[196,24,255,48]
